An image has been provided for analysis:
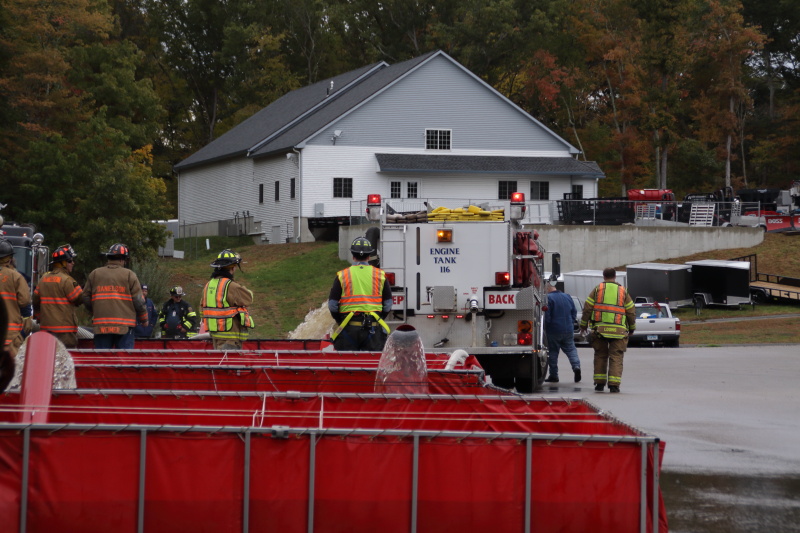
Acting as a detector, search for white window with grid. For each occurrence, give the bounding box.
[498,180,517,200]
[531,181,549,201]
[333,177,352,198]
[425,129,451,150]
[391,180,419,199]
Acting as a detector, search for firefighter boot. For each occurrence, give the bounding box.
[594,383,604,392]
[609,386,620,393]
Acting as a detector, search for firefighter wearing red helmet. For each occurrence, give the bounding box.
[200,249,254,349]
[32,244,83,348]
[0,237,31,358]
[328,237,392,351]
[82,243,148,349]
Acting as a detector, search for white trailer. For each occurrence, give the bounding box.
[563,270,628,301]
[366,193,549,392]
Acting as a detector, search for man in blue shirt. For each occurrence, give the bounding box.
[132,284,158,339]
[544,283,582,383]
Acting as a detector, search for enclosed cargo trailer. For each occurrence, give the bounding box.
[626,263,693,309]
[686,259,752,307]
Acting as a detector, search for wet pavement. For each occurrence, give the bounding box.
[535,344,800,532]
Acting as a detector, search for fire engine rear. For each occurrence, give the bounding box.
[366,193,549,392]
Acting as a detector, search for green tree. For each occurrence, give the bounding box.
[0,0,168,271]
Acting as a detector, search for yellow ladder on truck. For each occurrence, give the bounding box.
[689,203,715,226]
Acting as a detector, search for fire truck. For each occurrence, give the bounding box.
[366,192,550,392]
[0,203,48,293]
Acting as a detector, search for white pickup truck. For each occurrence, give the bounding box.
[629,302,681,347]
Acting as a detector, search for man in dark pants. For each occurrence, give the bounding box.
[579,267,636,393]
[159,286,198,339]
[328,237,392,351]
[544,283,582,383]
[83,243,148,349]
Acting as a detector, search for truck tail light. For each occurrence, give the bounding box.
[495,272,511,286]
[385,272,396,285]
[676,320,681,331]
[517,332,532,345]
[366,194,382,221]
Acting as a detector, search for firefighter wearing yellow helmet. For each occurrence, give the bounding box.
[328,237,392,351]
[201,249,254,349]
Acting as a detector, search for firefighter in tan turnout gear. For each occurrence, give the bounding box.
[201,249,254,349]
[579,267,636,393]
[0,237,31,358]
[83,243,149,349]
[33,244,83,348]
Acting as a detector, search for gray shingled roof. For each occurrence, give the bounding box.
[175,53,437,170]
[174,62,384,170]
[375,154,605,177]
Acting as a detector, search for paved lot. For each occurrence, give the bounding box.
[536,344,800,475]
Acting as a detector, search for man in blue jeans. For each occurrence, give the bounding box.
[544,283,581,383]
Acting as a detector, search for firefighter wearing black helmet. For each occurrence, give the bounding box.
[32,244,83,348]
[159,286,198,339]
[200,249,254,349]
[82,243,149,349]
[328,236,392,351]
[0,237,31,357]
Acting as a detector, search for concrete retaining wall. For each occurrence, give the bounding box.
[339,224,764,271]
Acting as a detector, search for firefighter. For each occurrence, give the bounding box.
[32,244,83,348]
[579,267,636,393]
[132,284,158,339]
[82,243,149,349]
[201,250,254,349]
[328,236,392,351]
[0,300,14,393]
[159,286,198,339]
[0,237,31,357]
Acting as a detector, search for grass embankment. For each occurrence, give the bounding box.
[156,232,800,343]
[159,238,349,338]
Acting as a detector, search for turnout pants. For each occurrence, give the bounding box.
[333,323,388,352]
[592,335,628,387]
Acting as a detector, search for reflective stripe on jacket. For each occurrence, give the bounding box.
[33,267,82,334]
[581,282,635,339]
[201,278,254,340]
[1,265,30,344]
[337,265,385,314]
[83,264,147,334]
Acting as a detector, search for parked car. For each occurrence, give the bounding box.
[629,302,681,347]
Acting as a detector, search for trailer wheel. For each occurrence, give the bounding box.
[751,289,768,304]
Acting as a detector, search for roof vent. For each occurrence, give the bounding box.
[326,81,334,96]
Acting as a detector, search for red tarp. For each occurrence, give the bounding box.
[77,338,333,351]
[69,349,481,371]
[1,392,634,435]
[73,366,490,395]
[0,424,666,533]
[2,338,668,532]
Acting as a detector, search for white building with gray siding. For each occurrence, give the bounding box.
[174,50,604,243]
